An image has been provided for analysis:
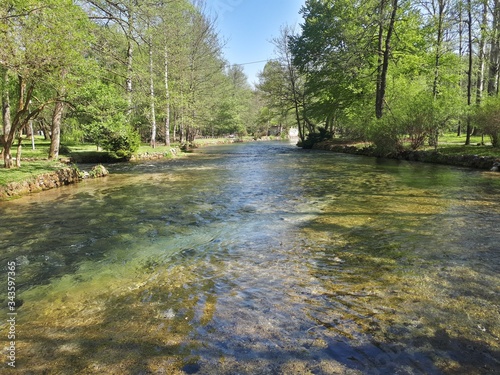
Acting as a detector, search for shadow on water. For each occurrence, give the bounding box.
[1,142,499,374]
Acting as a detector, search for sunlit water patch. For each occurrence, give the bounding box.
[0,141,499,374]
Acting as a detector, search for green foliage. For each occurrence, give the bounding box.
[1,0,263,167]
[301,127,333,149]
[474,97,500,148]
[368,117,404,156]
[367,76,462,155]
[208,65,253,136]
[101,126,141,160]
[61,118,86,146]
[68,81,132,155]
[287,0,472,151]
[289,0,367,125]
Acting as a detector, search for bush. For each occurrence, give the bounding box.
[301,127,333,149]
[372,77,460,153]
[368,117,404,156]
[101,127,141,160]
[474,98,500,148]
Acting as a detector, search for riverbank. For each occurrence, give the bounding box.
[0,164,109,201]
[0,137,261,200]
[312,140,500,171]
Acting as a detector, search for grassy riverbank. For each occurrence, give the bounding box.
[0,136,251,189]
[313,133,500,169]
[1,134,498,193]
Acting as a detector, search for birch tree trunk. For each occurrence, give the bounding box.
[164,44,171,147]
[488,0,500,96]
[476,0,488,105]
[149,34,157,148]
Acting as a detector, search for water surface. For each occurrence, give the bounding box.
[1,141,499,374]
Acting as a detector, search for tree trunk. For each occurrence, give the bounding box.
[2,75,25,168]
[173,113,177,142]
[2,68,12,167]
[3,142,13,169]
[433,0,445,99]
[375,0,385,119]
[49,69,67,159]
[375,0,398,119]
[457,1,463,138]
[149,34,157,148]
[49,100,64,159]
[465,0,473,146]
[164,45,171,147]
[476,0,488,105]
[126,10,134,120]
[15,136,22,168]
[430,0,446,150]
[488,0,500,96]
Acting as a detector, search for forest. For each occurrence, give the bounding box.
[261,0,500,154]
[1,0,500,170]
[0,0,263,169]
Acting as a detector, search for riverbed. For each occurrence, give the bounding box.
[1,141,499,374]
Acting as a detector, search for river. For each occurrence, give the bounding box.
[0,141,499,374]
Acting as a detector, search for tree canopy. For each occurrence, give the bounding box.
[3,0,500,169]
[0,0,262,168]
[256,0,500,151]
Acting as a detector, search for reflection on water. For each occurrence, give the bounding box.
[1,141,499,374]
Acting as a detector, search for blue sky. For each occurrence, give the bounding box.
[203,0,305,87]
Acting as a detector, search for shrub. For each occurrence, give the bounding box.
[474,98,500,148]
[368,117,404,156]
[101,127,141,160]
[301,127,333,149]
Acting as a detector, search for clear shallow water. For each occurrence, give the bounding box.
[1,141,499,374]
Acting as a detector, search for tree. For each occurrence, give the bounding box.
[488,0,500,96]
[0,0,91,168]
[85,0,139,118]
[290,0,359,125]
[375,0,399,119]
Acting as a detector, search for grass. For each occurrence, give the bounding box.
[340,132,500,158]
[424,133,500,158]
[0,161,67,186]
[137,143,179,154]
[435,144,500,157]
